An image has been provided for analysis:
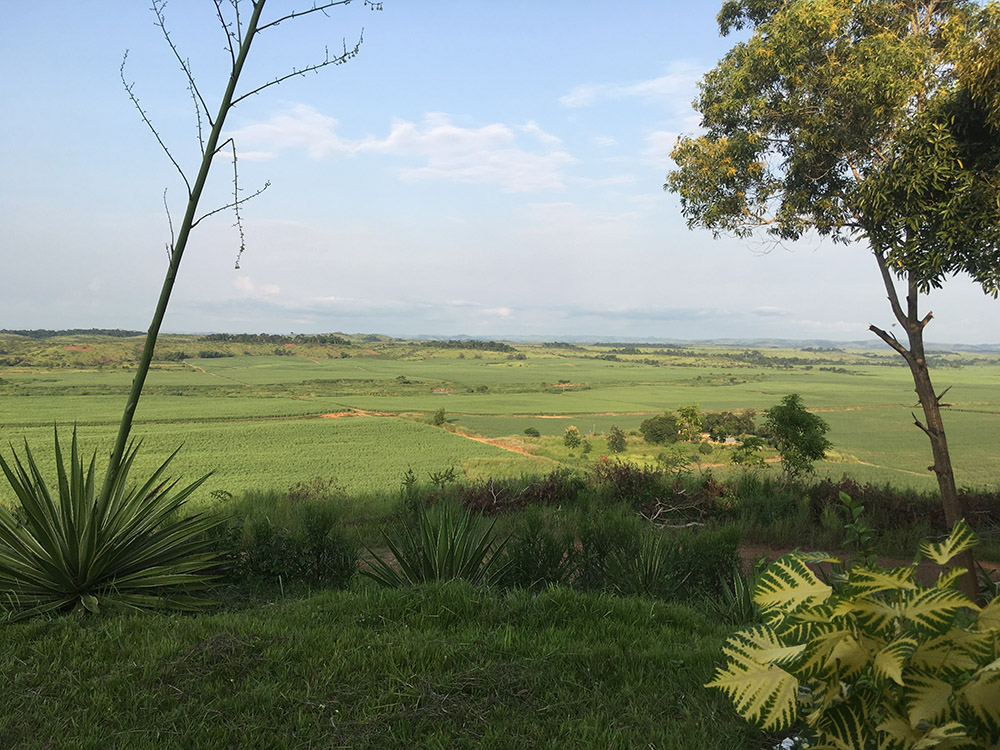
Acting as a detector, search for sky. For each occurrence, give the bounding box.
[1,2,997,344]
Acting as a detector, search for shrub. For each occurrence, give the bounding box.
[504,507,577,590]
[606,425,627,453]
[639,412,680,444]
[563,425,582,449]
[362,501,511,587]
[575,505,643,591]
[431,408,447,426]
[763,394,831,479]
[523,426,541,437]
[708,521,1000,748]
[0,430,220,619]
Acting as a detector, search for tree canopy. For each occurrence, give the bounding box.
[666,0,999,599]
[667,0,1000,295]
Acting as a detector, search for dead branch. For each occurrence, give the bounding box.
[163,188,175,261]
[231,35,363,106]
[151,0,213,131]
[121,52,192,197]
[256,0,356,32]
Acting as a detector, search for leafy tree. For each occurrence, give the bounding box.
[563,426,582,449]
[676,404,703,442]
[606,425,627,453]
[666,0,1000,596]
[763,394,831,480]
[704,410,757,441]
[639,413,680,445]
[523,426,541,438]
[730,436,766,470]
[432,408,447,426]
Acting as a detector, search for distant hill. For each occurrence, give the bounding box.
[0,328,145,339]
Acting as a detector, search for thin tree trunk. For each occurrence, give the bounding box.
[869,255,977,600]
[99,0,268,502]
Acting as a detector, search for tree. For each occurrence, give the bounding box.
[606,425,627,453]
[563,425,582,449]
[763,394,831,480]
[102,0,373,498]
[639,412,680,445]
[432,408,447,426]
[665,0,1000,596]
[0,1,374,617]
[676,403,703,442]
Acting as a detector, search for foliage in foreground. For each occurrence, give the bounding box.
[363,500,511,587]
[0,430,219,619]
[0,582,760,749]
[708,520,1000,749]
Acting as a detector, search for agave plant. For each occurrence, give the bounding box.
[0,429,220,619]
[362,501,511,587]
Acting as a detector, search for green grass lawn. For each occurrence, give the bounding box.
[0,582,763,749]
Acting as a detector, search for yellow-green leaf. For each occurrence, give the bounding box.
[755,554,833,613]
[901,587,978,635]
[904,671,953,729]
[706,656,799,731]
[849,566,917,596]
[977,597,1000,632]
[874,635,919,686]
[959,669,1000,733]
[918,520,978,565]
[816,698,871,750]
[911,629,986,675]
[933,567,966,591]
[911,722,971,750]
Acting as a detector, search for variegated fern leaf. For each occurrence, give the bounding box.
[754,554,833,614]
[706,624,802,731]
[917,519,977,566]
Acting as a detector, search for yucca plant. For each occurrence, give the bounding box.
[707,520,1000,749]
[0,429,220,620]
[362,501,511,587]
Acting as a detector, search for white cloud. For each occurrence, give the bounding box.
[559,63,701,109]
[643,130,682,165]
[594,136,617,148]
[234,275,280,297]
[228,108,575,193]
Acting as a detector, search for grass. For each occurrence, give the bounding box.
[0,582,764,749]
[3,335,999,496]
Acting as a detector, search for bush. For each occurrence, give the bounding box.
[431,407,447,426]
[523,426,541,437]
[607,425,627,453]
[362,500,511,587]
[763,394,831,479]
[563,425,582,449]
[0,430,220,619]
[708,521,1000,748]
[504,506,577,590]
[639,413,680,444]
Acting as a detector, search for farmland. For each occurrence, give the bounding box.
[2,331,998,500]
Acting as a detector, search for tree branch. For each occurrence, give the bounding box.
[872,250,909,329]
[151,0,214,130]
[912,412,933,438]
[256,0,355,33]
[935,385,953,406]
[120,52,192,197]
[869,324,909,357]
[231,35,363,106]
[212,0,238,69]
[163,188,176,262]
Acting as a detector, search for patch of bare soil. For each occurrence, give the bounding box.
[451,430,536,457]
[64,346,91,351]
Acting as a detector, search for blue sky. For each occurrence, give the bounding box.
[2,1,997,343]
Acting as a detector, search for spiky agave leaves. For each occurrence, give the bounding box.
[362,501,511,588]
[707,521,1000,748]
[0,428,220,619]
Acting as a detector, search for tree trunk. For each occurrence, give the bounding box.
[869,257,978,601]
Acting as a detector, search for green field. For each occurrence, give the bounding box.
[2,333,999,498]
